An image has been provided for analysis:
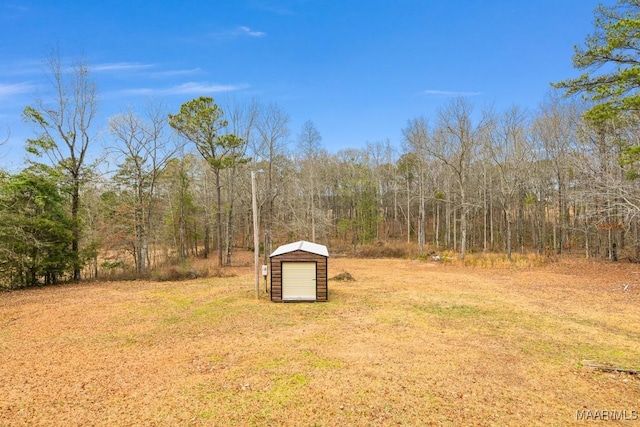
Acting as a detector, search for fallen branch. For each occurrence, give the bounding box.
[582,360,638,375]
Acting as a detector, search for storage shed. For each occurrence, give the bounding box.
[269,241,329,302]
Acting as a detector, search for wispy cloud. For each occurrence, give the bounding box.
[1,3,30,15]
[0,82,34,99]
[115,82,249,97]
[238,26,266,37]
[207,25,267,40]
[3,3,28,10]
[0,59,43,77]
[423,89,482,97]
[149,68,203,78]
[91,62,156,73]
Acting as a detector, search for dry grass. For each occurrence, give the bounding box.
[1,255,639,426]
[447,251,551,268]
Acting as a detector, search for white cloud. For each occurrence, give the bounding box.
[91,62,156,73]
[1,3,30,16]
[91,63,203,78]
[238,26,266,37]
[0,82,33,99]
[115,82,249,97]
[423,89,482,97]
[207,25,267,40]
[3,3,29,12]
[0,60,43,77]
[150,68,203,78]
[163,82,247,95]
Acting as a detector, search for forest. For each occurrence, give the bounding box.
[2,1,640,288]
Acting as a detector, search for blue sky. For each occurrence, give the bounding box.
[1,0,604,169]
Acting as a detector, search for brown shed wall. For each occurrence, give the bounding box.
[270,250,328,302]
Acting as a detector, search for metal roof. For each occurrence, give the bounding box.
[269,240,329,258]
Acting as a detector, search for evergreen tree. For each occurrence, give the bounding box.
[169,97,248,266]
[554,0,640,123]
[0,168,74,287]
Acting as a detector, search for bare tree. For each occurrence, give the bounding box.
[574,114,636,259]
[255,102,290,255]
[396,152,417,244]
[403,116,431,252]
[365,140,397,241]
[109,101,181,273]
[23,49,97,280]
[296,120,323,242]
[531,95,580,254]
[488,106,531,259]
[159,154,200,260]
[429,98,489,260]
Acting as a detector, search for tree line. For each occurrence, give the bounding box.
[2,0,640,287]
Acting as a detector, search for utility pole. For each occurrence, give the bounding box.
[251,170,260,299]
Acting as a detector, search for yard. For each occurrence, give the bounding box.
[0,255,639,426]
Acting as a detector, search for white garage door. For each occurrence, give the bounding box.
[282,262,316,301]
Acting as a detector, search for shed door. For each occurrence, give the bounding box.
[282,262,316,301]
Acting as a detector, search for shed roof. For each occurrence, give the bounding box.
[270,240,329,258]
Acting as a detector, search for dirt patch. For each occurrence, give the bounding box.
[1,256,639,426]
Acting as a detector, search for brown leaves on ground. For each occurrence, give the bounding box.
[0,256,639,426]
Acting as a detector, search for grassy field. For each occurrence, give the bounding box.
[1,255,639,426]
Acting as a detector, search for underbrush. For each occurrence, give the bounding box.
[455,251,550,268]
[351,241,415,259]
[346,242,552,268]
[150,262,209,281]
[98,259,236,282]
